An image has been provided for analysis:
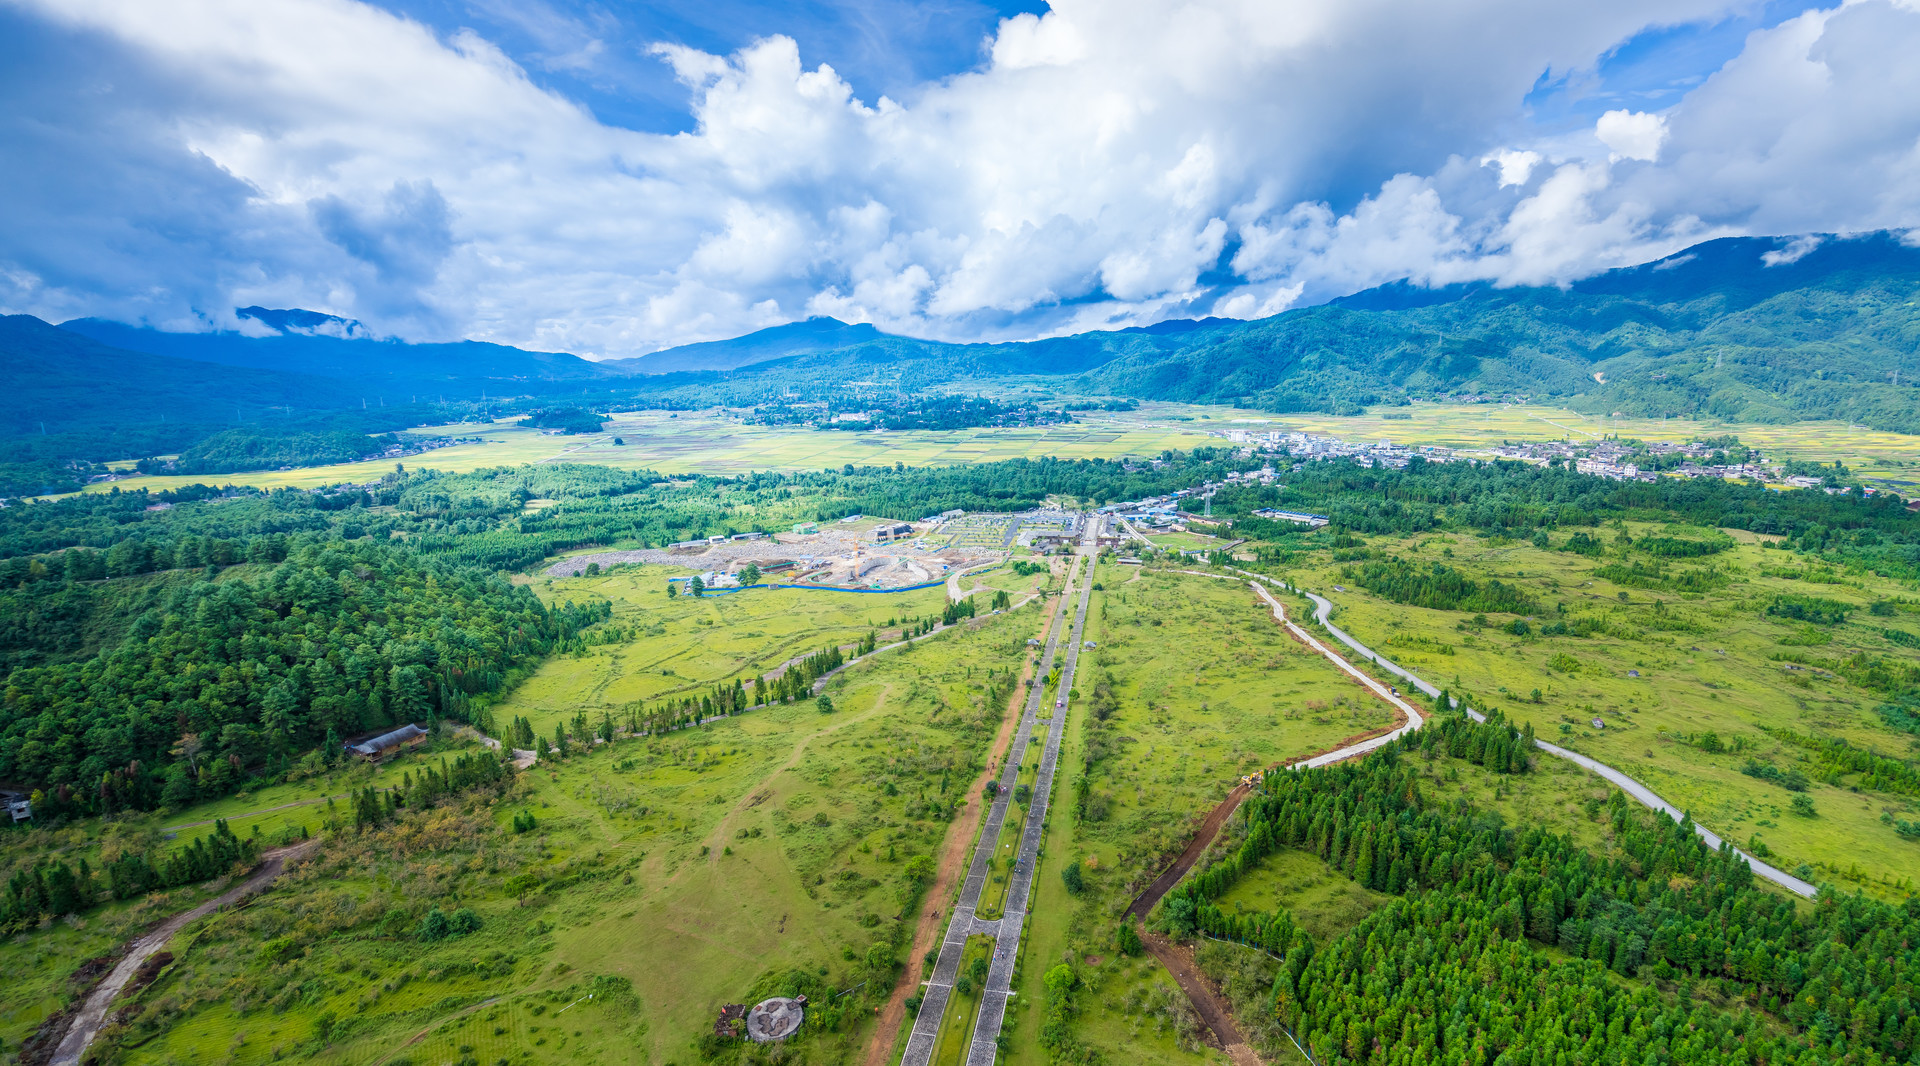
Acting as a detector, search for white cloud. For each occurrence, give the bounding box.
[1762,233,1824,265]
[1482,148,1542,187]
[2,0,1919,354]
[1596,109,1668,162]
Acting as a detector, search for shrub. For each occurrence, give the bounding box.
[1767,594,1850,626]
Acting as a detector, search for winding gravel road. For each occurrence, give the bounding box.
[1235,568,1817,898]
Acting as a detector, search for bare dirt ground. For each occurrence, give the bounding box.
[1138,931,1263,1066]
[43,839,321,1066]
[1126,782,1254,925]
[859,591,1065,1066]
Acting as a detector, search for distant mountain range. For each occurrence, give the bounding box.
[60,311,612,395]
[625,232,1920,427]
[3,229,1918,493]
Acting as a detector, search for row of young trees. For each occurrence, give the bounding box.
[5,820,262,930]
[351,750,516,830]
[1157,743,1920,1065]
[1339,557,1539,615]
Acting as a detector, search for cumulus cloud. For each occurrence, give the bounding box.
[1596,109,1668,162]
[1,0,1919,354]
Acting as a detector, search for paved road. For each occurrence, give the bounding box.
[964,517,1099,1066]
[1234,569,1818,898]
[945,559,1004,604]
[898,517,1099,1066]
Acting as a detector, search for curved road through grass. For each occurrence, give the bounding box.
[1235,568,1817,898]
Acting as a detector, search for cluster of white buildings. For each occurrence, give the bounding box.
[1226,429,1457,470]
[1484,437,1780,483]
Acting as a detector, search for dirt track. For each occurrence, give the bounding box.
[1112,572,1429,1066]
[46,839,320,1066]
[1139,931,1262,1066]
[859,590,1064,1066]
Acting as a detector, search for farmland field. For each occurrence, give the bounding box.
[62,409,1227,497]
[63,395,1920,501]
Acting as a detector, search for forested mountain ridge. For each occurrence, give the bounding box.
[0,315,365,436]
[620,231,1920,427]
[1074,231,1920,421]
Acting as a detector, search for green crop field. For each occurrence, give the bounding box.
[1264,524,1920,895]
[55,396,1920,501]
[62,409,1227,498]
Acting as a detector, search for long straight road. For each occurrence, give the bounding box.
[962,517,1099,1066]
[1234,568,1817,898]
[899,518,1099,1066]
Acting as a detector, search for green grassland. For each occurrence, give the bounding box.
[90,604,1041,1066]
[0,743,472,1056]
[1139,531,1224,553]
[1267,524,1920,895]
[505,563,951,741]
[991,562,1404,1065]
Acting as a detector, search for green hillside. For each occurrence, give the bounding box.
[1075,232,1920,423]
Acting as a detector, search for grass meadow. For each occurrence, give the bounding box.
[63,410,1226,497]
[1266,523,1920,895]
[995,562,1403,1065]
[91,600,1046,1066]
[16,516,1920,1066]
[510,563,952,741]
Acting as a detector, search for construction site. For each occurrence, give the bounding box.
[542,509,1085,589]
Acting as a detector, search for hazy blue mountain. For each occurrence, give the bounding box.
[604,317,912,374]
[234,306,372,338]
[60,311,614,394]
[0,314,362,435]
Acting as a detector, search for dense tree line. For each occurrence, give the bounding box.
[0,536,595,812]
[166,427,397,474]
[1157,747,1920,1065]
[1340,558,1538,615]
[1760,727,1920,799]
[1218,455,1920,545]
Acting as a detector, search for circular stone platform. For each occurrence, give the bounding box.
[745,995,806,1042]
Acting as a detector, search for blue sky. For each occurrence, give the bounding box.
[2,0,1916,356]
[367,0,1052,134]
